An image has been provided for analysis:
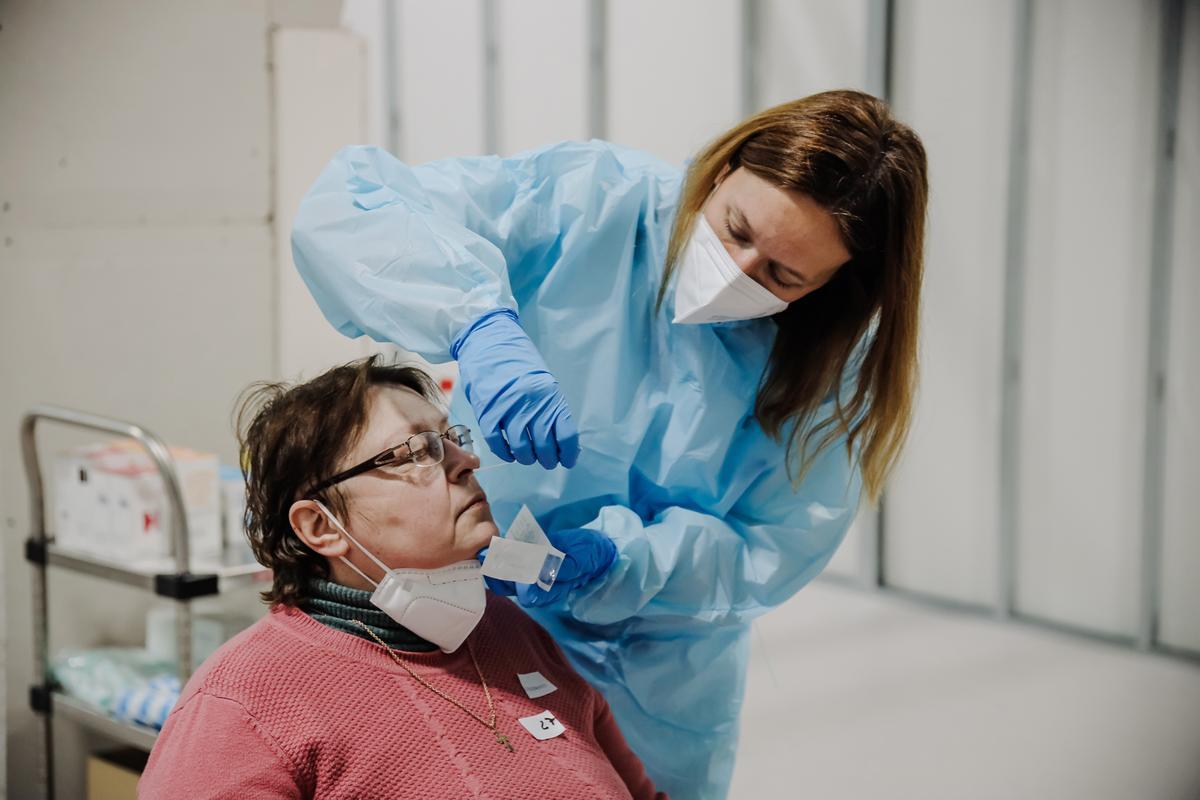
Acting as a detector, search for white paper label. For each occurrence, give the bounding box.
[479,536,548,583]
[517,671,557,699]
[480,506,565,590]
[506,506,546,546]
[519,710,567,741]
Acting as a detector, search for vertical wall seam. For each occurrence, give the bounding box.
[588,0,607,140]
[266,22,281,381]
[1138,0,1184,651]
[866,0,893,101]
[741,0,759,118]
[867,0,894,588]
[482,0,500,155]
[997,0,1035,620]
[383,0,401,156]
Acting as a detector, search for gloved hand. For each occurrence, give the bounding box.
[476,528,617,608]
[451,307,580,469]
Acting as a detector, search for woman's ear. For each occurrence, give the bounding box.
[713,162,733,187]
[289,499,349,558]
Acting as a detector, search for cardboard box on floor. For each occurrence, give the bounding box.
[87,749,148,800]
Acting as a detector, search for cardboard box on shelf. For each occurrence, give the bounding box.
[87,748,148,800]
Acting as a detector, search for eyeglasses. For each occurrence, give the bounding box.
[308,425,475,496]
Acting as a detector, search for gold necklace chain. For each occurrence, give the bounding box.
[352,619,515,753]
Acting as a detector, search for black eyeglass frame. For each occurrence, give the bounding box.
[307,424,474,496]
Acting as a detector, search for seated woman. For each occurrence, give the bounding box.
[139,356,665,800]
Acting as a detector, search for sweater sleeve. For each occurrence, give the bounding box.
[139,691,302,800]
[591,694,667,800]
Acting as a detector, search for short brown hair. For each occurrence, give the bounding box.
[235,355,441,607]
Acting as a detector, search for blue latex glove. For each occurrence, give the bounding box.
[519,528,617,608]
[476,528,617,607]
[451,308,580,469]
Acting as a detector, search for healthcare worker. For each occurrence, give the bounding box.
[292,90,928,800]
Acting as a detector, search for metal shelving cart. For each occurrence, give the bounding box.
[20,405,269,799]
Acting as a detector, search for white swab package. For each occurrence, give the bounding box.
[479,505,565,590]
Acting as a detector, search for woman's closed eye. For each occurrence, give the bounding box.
[767,262,804,289]
[726,218,804,290]
[724,219,751,246]
[377,459,414,475]
[372,445,420,474]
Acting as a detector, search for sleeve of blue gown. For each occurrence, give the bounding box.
[566,423,864,629]
[290,140,666,363]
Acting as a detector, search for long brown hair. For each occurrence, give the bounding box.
[659,90,927,501]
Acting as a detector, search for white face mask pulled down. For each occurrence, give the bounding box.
[672,215,789,325]
[313,500,486,653]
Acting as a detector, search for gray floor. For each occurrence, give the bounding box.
[730,583,1200,800]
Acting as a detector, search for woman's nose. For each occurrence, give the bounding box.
[723,240,765,277]
[442,442,480,482]
[733,249,772,288]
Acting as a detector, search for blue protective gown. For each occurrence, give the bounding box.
[292,140,862,800]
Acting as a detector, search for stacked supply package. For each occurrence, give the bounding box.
[53,441,221,566]
[219,464,254,564]
[145,605,256,671]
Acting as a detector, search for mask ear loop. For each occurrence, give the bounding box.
[312,499,389,588]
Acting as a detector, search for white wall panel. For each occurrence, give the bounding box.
[1158,0,1200,654]
[1016,0,1161,636]
[758,0,870,107]
[607,0,741,165]
[882,0,1015,605]
[0,0,271,228]
[497,0,589,154]
[274,28,377,382]
[398,0,487,162]
[340,0,390,148]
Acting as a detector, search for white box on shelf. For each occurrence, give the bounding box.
[219,464,255,565]
[53,441,221,564]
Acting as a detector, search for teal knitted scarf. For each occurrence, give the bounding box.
[302,578,437,653]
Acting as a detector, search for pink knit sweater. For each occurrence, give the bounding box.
[139,596,665,799]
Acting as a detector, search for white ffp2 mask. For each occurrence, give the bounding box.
[672,215,788,324]
[313,501,486,653]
